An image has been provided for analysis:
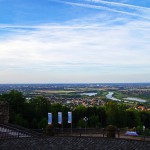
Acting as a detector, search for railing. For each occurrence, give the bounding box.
[54,128,150,141]
[1,125,150,142]
[54,128,116,137]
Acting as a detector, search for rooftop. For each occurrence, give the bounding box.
[0,136,150,150]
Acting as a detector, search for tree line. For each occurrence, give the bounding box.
[0,90,150,130]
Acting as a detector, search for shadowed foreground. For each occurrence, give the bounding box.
[0,137,150,150]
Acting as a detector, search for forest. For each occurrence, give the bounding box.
[0,90,150,132]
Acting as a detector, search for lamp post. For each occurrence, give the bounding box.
[83,116,88,134]
[143,125,145,141]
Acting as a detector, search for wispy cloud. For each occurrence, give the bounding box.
[86,0,150,10]
[50,0,150,20]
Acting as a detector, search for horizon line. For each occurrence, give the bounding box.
[0,82,150,84]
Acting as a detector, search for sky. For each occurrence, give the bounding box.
[0,0,150,83]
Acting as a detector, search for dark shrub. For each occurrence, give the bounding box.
[107,125,116,138]
[46,125,54,136]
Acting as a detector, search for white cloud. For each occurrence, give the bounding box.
[0,19,150,70]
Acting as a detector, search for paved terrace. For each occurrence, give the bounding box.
[0,136,150,150]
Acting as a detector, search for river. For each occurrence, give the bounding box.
[106,92,146,103]
[123,97,146,103]
[80,92,97,96]
[105,92,121,101]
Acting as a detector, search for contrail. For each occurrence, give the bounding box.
[86,0,150,11]
[49,0,150,20]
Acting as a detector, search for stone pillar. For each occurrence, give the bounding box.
[0,101,9,123]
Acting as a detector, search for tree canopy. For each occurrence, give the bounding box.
[0,90,150,129]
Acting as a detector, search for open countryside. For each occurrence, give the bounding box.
[0,83,150,150]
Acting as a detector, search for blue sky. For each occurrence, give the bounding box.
[0,0,150,83]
